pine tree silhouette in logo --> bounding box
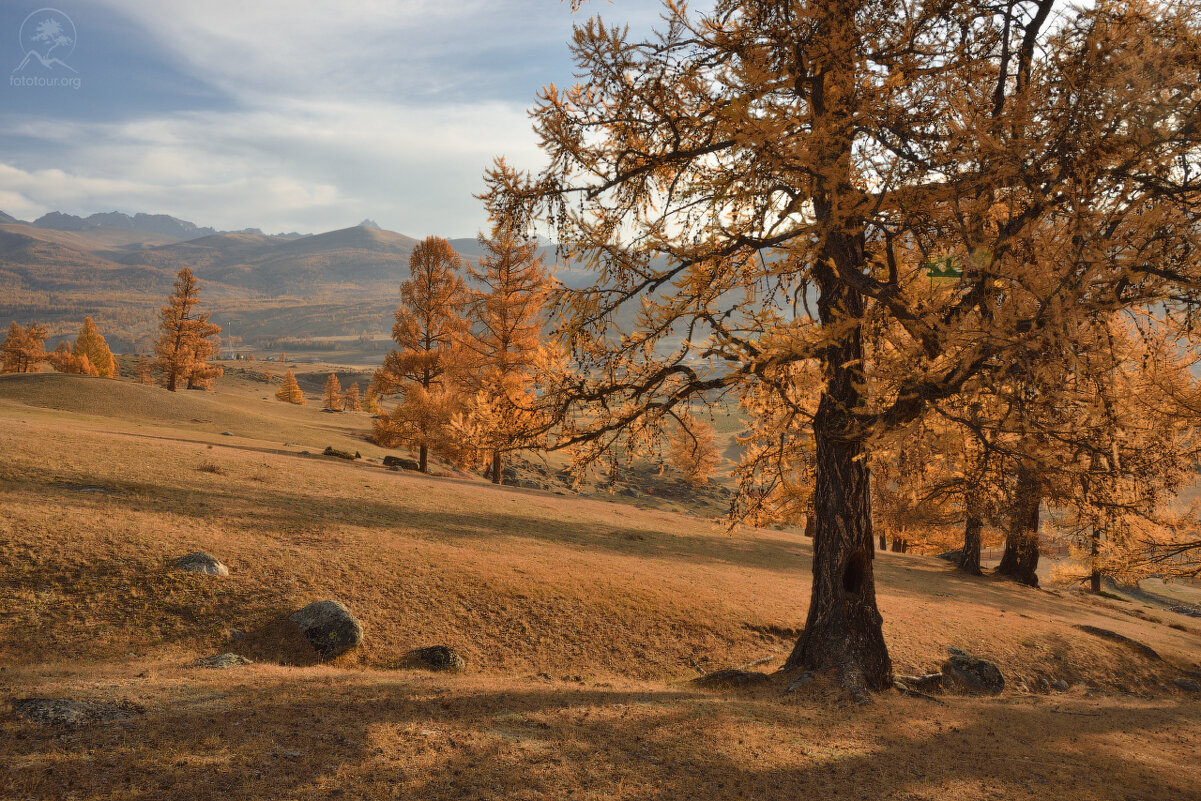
[13,10,78,74]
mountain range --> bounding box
[0,209,591,351]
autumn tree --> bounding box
[457,214,552,482]
[155,268,222,392]
[363,385,382,414]
[48,341,96,375]
[1,322,49,373]
[668,413,720,486]
[343,382,362,411]
[276,370,305,404]
[73,317,117,378]
[373,236,469,472]
[135,355,155,384]
[488,0,1201,693]
[323,373,344,411]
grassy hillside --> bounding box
[1,373,1199,800]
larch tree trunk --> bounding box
[491,449,502,485]
[784,250,891,695]
[997,466,1041,586]
[419,445,428,474]
[1089,527,1102,594]
[959,515,983,576]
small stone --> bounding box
[175,552,229,576]
[404,645,466,672]
[1051,679,1070,692]
[941,654,1005,695]
[785,671,817,693]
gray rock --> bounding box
[517,479,543,490]
[502,466,519,481]
[14,698,143,726]
[941,654,1005,695]
[1173,677,1201,693]
[288,600,363,659]
[618,487,638,497]
[191,653,253,669]
[1051,679,1070,692]
[383,455,420,471]
[175,552,229,576]
[404,645,466,672]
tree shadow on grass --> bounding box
[3,672,1199,801]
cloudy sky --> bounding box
[0,1,660,237]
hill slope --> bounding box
[1,373,1199,800]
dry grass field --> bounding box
[2,372,1200,800]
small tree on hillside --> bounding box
[276,370,305,404]
[185,320,223,390]
[135,355,155,384]
[373,236,469,472]
[363,384,382,415]
[668,413,720,487]
[458,214,552,482]
[343,382,362,411]
[323,373,344,411]
[1,322,49,373]
[73,317,117,378]
[155,269,222,392]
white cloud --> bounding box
[1,0,664,234]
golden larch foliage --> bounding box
[155,269,222,392]
[343,382,362,411]
[373,236,469,472]
[276,370,305,404]
[73,317,117,378]
[668,413,719,487]
[1,321,49,373]
[323,374,344,411]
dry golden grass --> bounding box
[1,372,1200,800]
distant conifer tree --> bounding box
[373,236,469,472]
[668,413,720,486]
[1,321,49,373]
[73,317,117,378]
[276,370,305,404]
[136,356,155,384]
[323,373,344,411]
[343,382,362,411]
[155,269,222,391]
[457,216,552,483]
[363,385,382,414]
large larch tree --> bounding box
[487,0,1201,694]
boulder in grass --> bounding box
[322,446,358,460]
[941,654,1005,695]
[288,600,363,660]
[175,552,229,576]
[383,455,421,471]
[692,669,772,689]
[191,653,254,669]
[403,645,466,672]
[15,698,143,727]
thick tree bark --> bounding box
[959,515,984,575]
[878,533,887,550]
[491,450,502,485]
[890,538,906,553]
[1089,527,1102,593]
[996,466,1041,586]
[785,252,891,695]
[419,445,428,474]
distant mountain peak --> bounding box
[0,210,21,225]
[358,219,380,229]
